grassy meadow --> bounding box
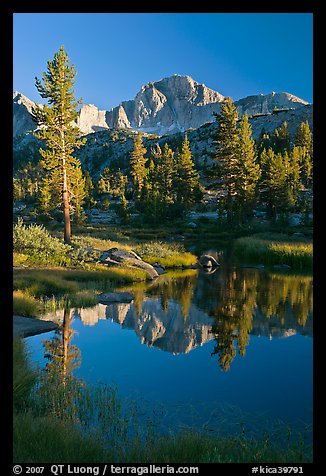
[233,233,313,271]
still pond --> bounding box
[25,264,313,440]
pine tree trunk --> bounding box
[62,161,71,244]
[63,190,71,244]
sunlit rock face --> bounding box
[13,75,311,137]
[13,91,38,136]
[234,91,308,117]
[106,75,225,135]
[75,104,108,134]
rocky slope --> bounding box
[13,91,38,136]
[76,104,108,134]
[234,91,309,117]
[13,74,310,137]
[13,103,313,179]
[105,74,225,135]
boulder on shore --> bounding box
[13,315,58,338]
[99,248,159,279]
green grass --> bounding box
[14,411,310,463]
[13,265,149,316]
[13,338,37,411]
[131,431,309,463]
[13,338,312,464]
[233,234,313,270]
[13,412,109,463]
[134,241,197,268]
[13,290,41,317]
[71,234,133,252]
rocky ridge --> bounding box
[13,91,38,137]
[13,103,313,180]
[13,74,310,137]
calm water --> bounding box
[26,265,313,438]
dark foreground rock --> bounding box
[97,291,134,303]
[13,315,58,338]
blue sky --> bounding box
[13,13,313,110]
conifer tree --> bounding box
[175,134,201,210]
[69,166,86,223]
[32,46,86,243]
[294,120,313,151]
[272,121,291,154]
[261,149,288,216]
[256,128,271,156]
[286,148,301,209]
[38,177,53,215]
[140,143,176,220]
[212,97,239,221]
[258,147,274,185]
[235,115,261,219]
[139,158,158,220]
[294,121,313,188]
[83,171,97,210]
[157,143,176,212]
[130,132,147,201]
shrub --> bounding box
[134,241,185,259]
[13,219,72,266]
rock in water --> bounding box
[97,292,134,303]
[152,262,167,275]
[199,254,220,268]
[273,264,291,270]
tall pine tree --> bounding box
[235,115,261,219]
[32,46,86,243]
[294,121,313,188]
[272,121,291,154]
[212,97,239,221]
[175,133,201,210]
[130,132,147,202]
[260,149,289,216]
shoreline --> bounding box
[13,315,58,338]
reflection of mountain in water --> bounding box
[42,267,313,365]
[109,299,215,354]
[73,299,215,355]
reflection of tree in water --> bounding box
[119,268,312,368]
[257,273,313,328]
[119,270,198,321]
[209,269,258,371]
[40,308,82,419]
[132,289,146,317]
[43,308,81,384]
[205,269,313,371]
[147,272,197,320]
